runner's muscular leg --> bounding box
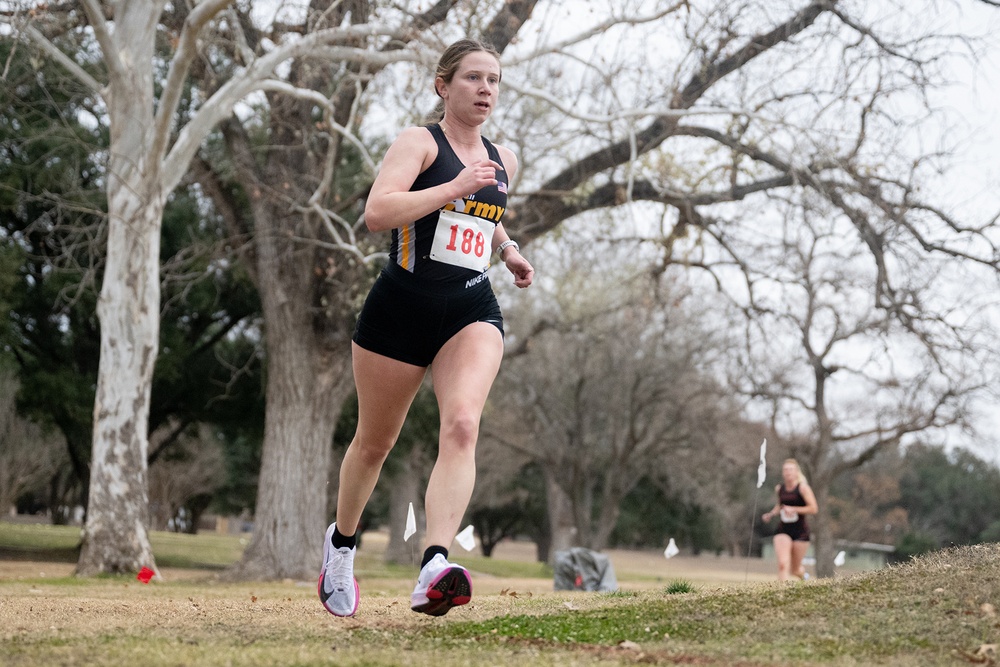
[773,533,793,581]
[336,342,426,535]
[424,322,504,548]
[791,540,810,579]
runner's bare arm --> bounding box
[365,127,502,232]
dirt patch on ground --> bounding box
[0,532,781,635]
[0,530,783,589]
[3,537,990,667]
[0,529,793,644]
[0,533,784,650]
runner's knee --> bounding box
[352,435,396,466]
[439,408,480,452]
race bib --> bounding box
[780,508,800,523]
[430,208,495,272]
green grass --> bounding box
[458,552,553,579]
[0,522,553,578]
[0,522,82,550]
[664,578,695,594]
[151,530,248,568]
[0,522,245,569]
[435,545,1000,664]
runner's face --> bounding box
[440,51,501,123]
[782,463,797,483]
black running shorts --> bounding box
[777,521,810,542]
[352,262,504,367]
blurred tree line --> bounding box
[4,351,999,559]
[2,41,997,556]
[0,36,264,530]
[3,1,999,579]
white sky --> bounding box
[928,3,1000,464]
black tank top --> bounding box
[389,124,509,283]
[778,483,808,530]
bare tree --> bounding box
[0,371,69,515]
[147,423,226,532]
[8,0,998,579]
[485,231,738,556]
[4,0,407,575]
[4,0,539,578]
[197,0,450,580]
[487,0,1000,573]
[827,460,910,548]
[729,200,993,576]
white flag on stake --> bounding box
[834,550,846,567]
[664,537,680,559]
[404,502,416,542]
[756,439,768,489]
[455,525,476,551]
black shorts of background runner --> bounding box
[777,521,810,542]
[352,262,504,367]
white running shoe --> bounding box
[317,523,359,617]
[410,553,472,616]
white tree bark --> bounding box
[76,0,165,575]
[14,0,404,577]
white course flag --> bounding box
[404,502,417,542]
[756,439,768,489]
[834,550,846,567]
[455,525,476,551]
[664,537,680,559]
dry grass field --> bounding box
[0,524,785,591]
[2,525,996,666]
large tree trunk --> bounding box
[78,157,163,577]
[812,483,835,578]
[218,0,369,580]
[77,3,163,576]
[233,338,350,579]
[544,468,577,563]
[208,0,536,580]
[384,446,427,566]
[228,197,355,580]
[590,471,627,551]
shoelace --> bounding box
[325,550,353,592]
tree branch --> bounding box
[152,0,233,165]
[79,0,123,84]
[162,29,411,192]
[511,1,837,240]
[503,1,686,65]
[16,22,103,93]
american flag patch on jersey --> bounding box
[497,181,507,193]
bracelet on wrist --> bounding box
[496,239,519,259]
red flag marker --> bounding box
[137,567,155,583]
